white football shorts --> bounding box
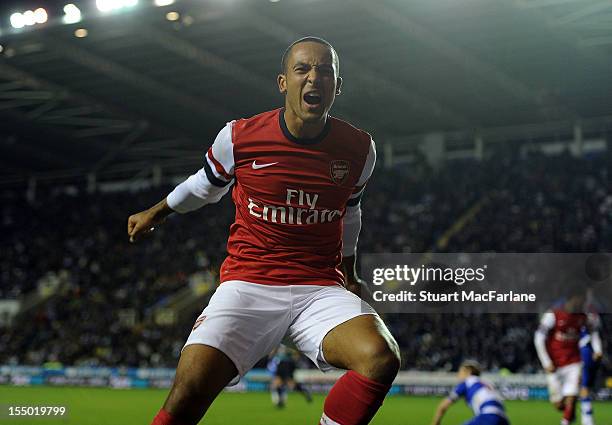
[184,280,377,384]
[546,362,581,402]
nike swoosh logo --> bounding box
[252,160,279,170]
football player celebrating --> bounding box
[534,293,601,425]
[128,37,400,425]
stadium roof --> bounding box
[1,0,612,185]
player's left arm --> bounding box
[341,137,376,298]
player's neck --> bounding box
[283,108,327,140]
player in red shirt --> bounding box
[128,37,400,425]
[534,293,601,425]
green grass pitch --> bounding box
[1,386,611,425]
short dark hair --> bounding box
[280,36,339,73]
[460,360,482,376]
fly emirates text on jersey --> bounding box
[247,188,343,225]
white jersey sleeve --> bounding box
[167,122,235,213]
[342,138,376,257]
[534,310,555,369]
[588,313,603,355]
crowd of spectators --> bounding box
[384,152,611,372]
[0,150,609,377]
[0,186,232,367]
[446,152,611,253]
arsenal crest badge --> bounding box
[330,160,350,185]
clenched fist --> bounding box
[127,199,173,243]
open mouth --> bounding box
[303,92,322,106]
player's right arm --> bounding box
[127,198,174,242]
[127,122,235,243]
[534,310,556,372]
[431,382,464,425]
[430,398,453,425]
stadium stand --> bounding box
[1,151,609,380]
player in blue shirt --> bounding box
[578,314,603,425]
[431,361,509,425]
[267,345,312,408]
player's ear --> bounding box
[335,76,343,96]
[278,73,287,94]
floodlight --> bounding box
[63,4,82,24]
[96,0,138,12]
[165,11,179,21]
[23,10,36,26]
[10,13,25,29]
[33,8,48,24]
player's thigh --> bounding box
[546,371,563,403]
[322,314,399,371]
[288,285,398,371]
[462,416,481,425]
[559,363,581,397]
[185,280,292,380]
[581,361,599,389]
[164,344,237,416]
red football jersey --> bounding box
[545,309,586,367]
[206,108,374,286]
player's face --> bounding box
[278,42,342,123]
[567,294,586,312]
[457,367,469,379]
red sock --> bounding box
[151,409,186,425]
[320,371,391,425]
[563,399,576,423]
